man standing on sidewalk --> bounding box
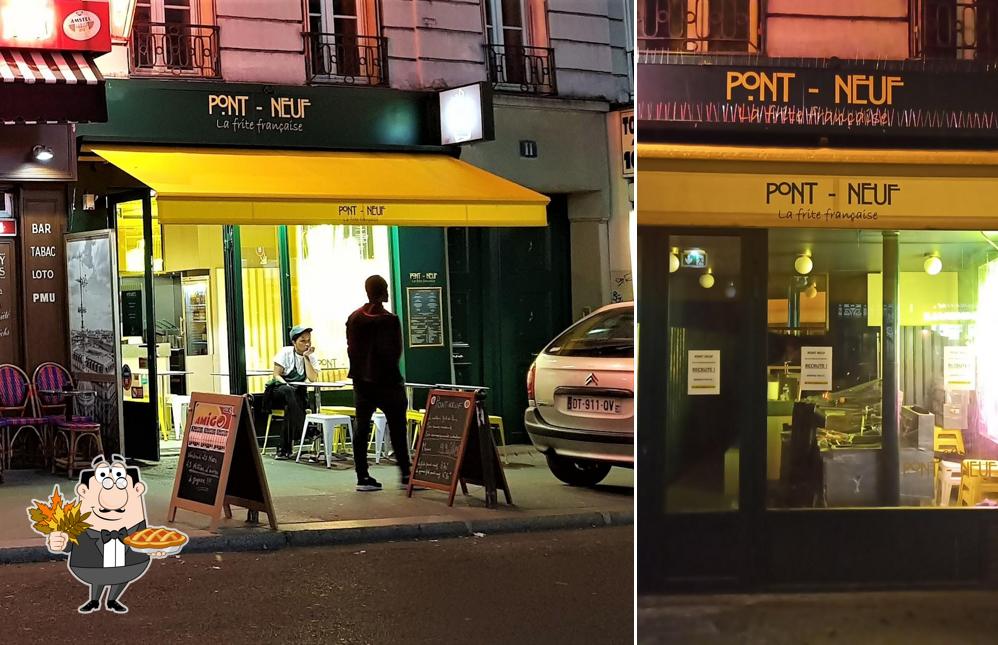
[346,275,412,491]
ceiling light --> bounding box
[699,269,715,289]
[669,248,680,273]
[31,145,54,162]
[924,254,943,276]
[794,253,813,275]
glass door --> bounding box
[638,227,767,590]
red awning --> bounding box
[0,49,106,124]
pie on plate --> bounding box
[124,527,188,554]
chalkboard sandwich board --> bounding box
[407,388,511,508]
[168,392,277,530]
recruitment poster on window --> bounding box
[944,346,976,391]
[801,346,833,391]
[687,350,720,395]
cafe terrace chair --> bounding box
[958,460,998,506]
[296,412,352,468]
[935,460,962,506]
[0,364,48,470]
[31,363,96,463]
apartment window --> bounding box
[484,0,556,94]
[305,0,387,85]
[637,0,760,54]
[131,0,220,77]
[915,0,998,61]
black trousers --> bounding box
[353,381,410,480]
[264,382,308,456]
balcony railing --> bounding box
[484,44,556,95]
[304,33,388,86]
[130,21,220,78]
[913,0,998,61]
[637,0,760,54]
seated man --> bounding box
[265,325,319,459]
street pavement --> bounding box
[0,448,632,561]
[639,590,998,644]
[0,526,633,644]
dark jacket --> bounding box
[65,520,150,569]
[346,304,404,385]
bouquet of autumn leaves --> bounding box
[27,486,91,545]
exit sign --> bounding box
[0,219,16,236]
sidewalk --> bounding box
[639,591,998,645]
[0,447,632,563]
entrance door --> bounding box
[638,227,767,591]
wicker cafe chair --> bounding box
[0,364,47,470]
[31,362,95,467]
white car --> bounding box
[525,302,634,486]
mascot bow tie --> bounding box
[100,528,129,544]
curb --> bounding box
[0,509,633,565]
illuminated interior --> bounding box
[664,229,998,512]
[115,211,394,443]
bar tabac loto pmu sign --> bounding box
[0,0,111,54]
[637,57,998,139]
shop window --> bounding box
[130,0,220,78]
[239,226,284,393]
[484,0,556,95]
[305,0,387,85]
[768,229,998,509]
[915,0,998,61]
[115,199,163,276]
[637,0,760,54]
[289,224,392,380]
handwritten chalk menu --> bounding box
[0,241,17,363]
[169,393,277,530]
[408,389,512,507]
[406,286,444,347]
[410,390,474,491]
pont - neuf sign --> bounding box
[0,0,111,54]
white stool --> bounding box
[296,413,352,468]
[937,459,962,506]
[170,395,191,440]
[372,412,389,463]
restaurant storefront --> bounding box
[71,78,549,463]
[638,57,998,591]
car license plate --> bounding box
[566,396,622,415]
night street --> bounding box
[0,527,632,644]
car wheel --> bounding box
[545,454,612,486]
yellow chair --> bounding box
[488,415,508,464]
[934,427,965,455]
[260,409,284,455]
[406,409,426,450]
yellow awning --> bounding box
[90,146,549,227]
[639,143,998,230]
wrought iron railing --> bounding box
[912,0,998,61]
[130,21,220,78]
[484,43,557,95]
[637,0,760,54]
[304,32,388,86]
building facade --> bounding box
[639,0,998,591]
[71,0,631,458]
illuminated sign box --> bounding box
[0,0,111,53]
[439,82,494,146]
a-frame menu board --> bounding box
[168,393,277,530]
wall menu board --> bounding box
[121,290,143,338]
[0,240,18,364]
[408,388,512,507]
[406,286,444,348]
[169,393,277,530]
